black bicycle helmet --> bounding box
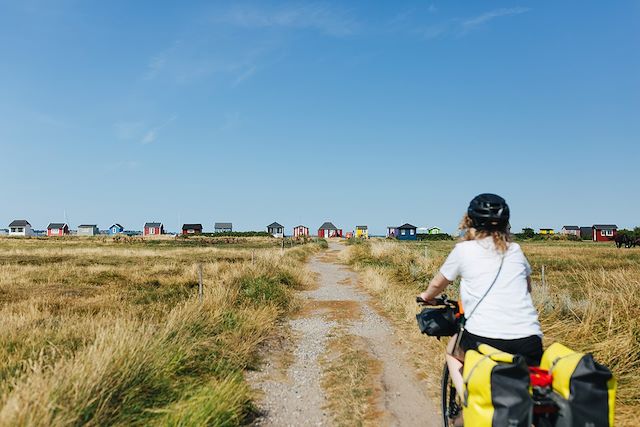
[467,193,510,230]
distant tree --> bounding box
[521,227,535,239]
[618,229,634,239]
[634,227,640,238]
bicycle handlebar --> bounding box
[416,294,456,306]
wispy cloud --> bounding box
[215,3,359,37]
[417,7,531,40]
[142,37,280,88]
[141,115,176,145]
[460,7,530,34]
[140,130,157,145]
[141,3,352,88]
[114,121,144,140]
[387,4,438,35]
[232,65,257,87]
[144,40,181,80]
[418,23,450,40]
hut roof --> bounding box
[319,222,337,230]
[398,223,417,229]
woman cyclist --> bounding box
[418,193,542,400]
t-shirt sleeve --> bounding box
[439,244,462,281]
[514,244,532,276]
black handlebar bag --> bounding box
[416,306,459,337]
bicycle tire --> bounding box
[441,362,461,426]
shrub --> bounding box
[199,231,272,237]
[522,228,535,239]
[417,233,453,241]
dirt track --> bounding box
[249,243,438,426]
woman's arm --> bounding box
[419,272,452,302]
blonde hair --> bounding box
[459,214,510,253]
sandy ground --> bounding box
[248,243,438,426]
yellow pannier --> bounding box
[541,343,616,427]
[463,344,533,427]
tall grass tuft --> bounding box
[0,237,323,426]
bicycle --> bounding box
[416,296,559,427]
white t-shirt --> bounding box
[439,238,542,340]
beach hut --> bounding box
[144,222,164,236]
[267,222,284,238]
[355,225,368,239]
[318,222,343,238]
[293,225,309,238]
[592,224,617,242]
[47,223,69,236]
[396,223,417,241]
[182,224,203,235]
[561,226,580,237]
[109,224,124,235]
[579,226,592,240]
[214,222,233,233]
[8,220,34,237]
[77,225,99,236]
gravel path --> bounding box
[248,243,438,426]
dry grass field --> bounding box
[0,236,325,426]
[342,238,640,426]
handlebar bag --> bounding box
[462,344,533,427]
[415,306,458,337]
[540,342,616,427]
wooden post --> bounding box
[251,250,255,264]
[198,264,203,305]
[281,238,285,255]
[541,265,546,287]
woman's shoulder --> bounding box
[454,237,493,249]
[506,242,529,261]
[507,242,524,253]
[452,240,476,251]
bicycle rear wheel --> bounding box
[441,363,462,426]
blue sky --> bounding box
[1,1,638,234]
